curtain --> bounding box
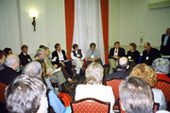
[101,0,108,64]
[73,0,105,64]
[65,0,75,58]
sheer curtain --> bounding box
[73,0,105,64]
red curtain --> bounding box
[101,0,109,64]
[65,0,74,59]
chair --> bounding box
[155,79,170,110]
[105,78,123,101]
[71,98,110,113]
[0,82,6,103]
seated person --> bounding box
[5,75,48,113]
[109,41,125,73]
[23,61,71,113]
[35,48,75,91]
[127,42,140,64]
[119,76,154,113]
[52,43,73,75]
[130,63,166,110]
[141,42,161,65]
[75,62,115,113]
[0,50,5,71]
[86,42,102,65]
[152,58,170,77]
[0,54,20,85]
[104,57,129,81]
[18,44,32,67]
[3,47,12,56]
[71,44,85,76]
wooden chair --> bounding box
[71,98,110,113]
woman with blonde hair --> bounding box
[75,62,115,113]
[130,63,166,110]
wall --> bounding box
[0,0,21,54]
[19,0,66,56]
[109,0,170,52]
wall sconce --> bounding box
[29,9,38,32]
[32,17,36,31]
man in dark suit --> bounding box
[51,43,73,75]
[18,44,32,67]
[104,57,129,81]
[141,42,161,65]
[160,28,170,55]
[109,41,125,73]
[0,54,20,85]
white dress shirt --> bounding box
[57,51,64,61]
[114,48,119,56]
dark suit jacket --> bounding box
[51,50,67,65]
[141,48,161,65]
[127,50,140,64]
[160,34,170,55]
[104,70,128,81]
[0,66,18,85]
[18,52,32,66]
[109,47,125,59]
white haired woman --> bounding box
[75,62,115,113]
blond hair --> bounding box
[130,63,157,87]
[85,62,104,84]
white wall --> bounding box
[109,0,170,49]
[19,0,66,56]
[0,0,21,54]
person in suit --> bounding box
[160,28,170,55]
[71,44,85,75]
[18,44,32,67]
[104,57,129,81]
[109,41,125,73]
[86,42,102,66]
[0,54,20,85]
[141,42,161,65]
[127,42,140,64]
[52,43,73,75]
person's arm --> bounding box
[48,90,65,113]
[109,48,113,59]
[62,50,68,60]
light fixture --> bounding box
[29,9,38,32]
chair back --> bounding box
[105,79,123,101]
[71,98,110,113]
[0,82,6,103]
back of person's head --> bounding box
[85,62,104,84]
[5,54,20,70]
[117,57,129,70]
[130,63,157,87]
[5,75,48,113]
[35,48,46,59]
[119,76,154,113]
[152,58,170,75]
[4,48,12,56]
[24,61,42,77]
